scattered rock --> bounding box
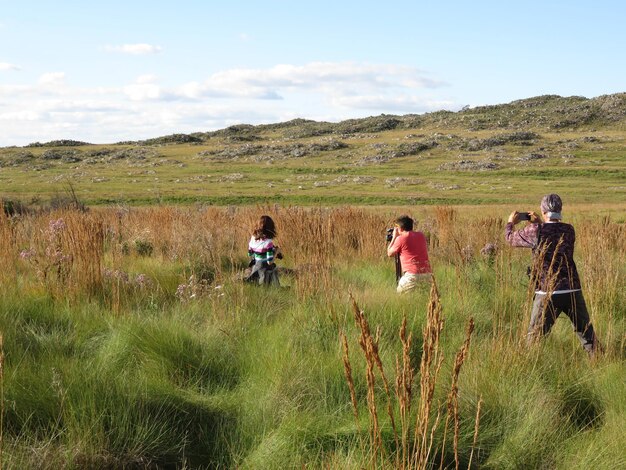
[224,134,261,143]
[438,160,500,171]
[355,155,390,165]
[429,182,462,190]
[385,177,423,187]
[516,153,547,162]
[139,134,204,146]
[41,149,83,161]
[78,147,161,164]
[198,139,348,161]
[26,139,91,147]
[352,176,375,184]
[391,140,438,157]
[336,115,402,134]
[218,173,244,182]
[0,150,35,167]
[455,132,540,151]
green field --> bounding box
[1,94,625,208]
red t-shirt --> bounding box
[389,231,431,274]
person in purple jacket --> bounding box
[505,194,598,356]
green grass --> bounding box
[1,121,625,206]
[1,240,624,468]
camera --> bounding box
[518,212,531,221]
[386,227,394,242]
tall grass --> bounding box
[0,205,624,468]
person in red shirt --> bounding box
[387,215,432,293]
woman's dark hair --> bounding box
[395,215,414,231]
[253,215,276,239]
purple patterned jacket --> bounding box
[505,222,581,292]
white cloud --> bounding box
[123,83,162,101]
[122,75,169,101]
[104,43,163,55]
[39,72,66,85]
[171,62,445,102]
[0,61,457,146]
[330,94,456,113]
[0,110,41,121]
[0,62,21,71]
[206,62,445,90]
[175,79,282,100]
[136,74,158,84]
[43,99,126,113]
[239,33,250,42]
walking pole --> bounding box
[395,253,402,283]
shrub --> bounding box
[2,198,30,216]
[134,239,154,257]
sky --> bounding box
[1,0,625,146]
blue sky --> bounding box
[1,0,624,145]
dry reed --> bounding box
[343,279,475,470]
[0,212,17,288]
[349,294,394,465]
[578,216,626,356]
[412,280,445,470]
[62,212,105,298]
[396,315,413,468]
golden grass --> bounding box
[2,204,624,314]
[344,281,478,470]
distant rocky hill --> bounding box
[152,93,626,145]
[444,93,626,131]
[7,93,626,148]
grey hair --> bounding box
[540,194,563,219]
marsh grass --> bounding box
[0,205,624,468]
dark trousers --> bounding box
[246,261,280,286]
[528,290,596,353]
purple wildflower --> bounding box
[135,273,151,287]
[175,284,187,298]
[480,243,498,257]
[48,218,66,233]
[20,249,36,260]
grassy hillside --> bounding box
[1,93,625,207]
